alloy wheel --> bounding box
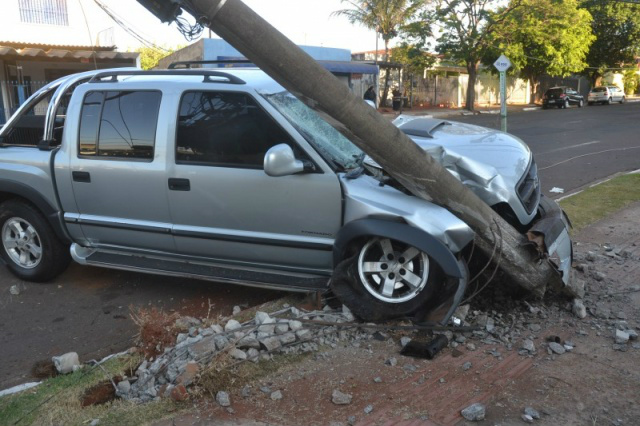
[357,238,430,304]
[2,217,43,269]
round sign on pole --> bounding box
[494,54,512,72]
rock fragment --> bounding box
[461,403,486,421]
[230,349,247,361]
[224,319,241,332]
[331,389,353,405]
[522,414,534,423]
[364,404,373,414]
[270,390,283,401]
[385,357,397,367]
[52,352,80,374]
[524,407,541,419]
[615,330,630,344]
[9,285,20,295]
[572,299,587,319]
[548,342,566,355]
[216,391,231,407]
[462,361,472,371]
[522,339,536,353]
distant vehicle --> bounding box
[588,86,625,105]
[542,86,584,109]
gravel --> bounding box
[461,403,486,421]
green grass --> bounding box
[0,355,182,426]
[559,173,640,233]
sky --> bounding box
[96,0,382,53]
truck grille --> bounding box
[517,160,541,214]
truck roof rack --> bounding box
[88,69,246,85]
[168,59,255,69]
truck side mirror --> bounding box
[264,144,306,177]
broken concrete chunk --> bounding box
[255,311,271,325]
[462,361,472,371]
[615,330,630,344]
[331,389,353,405]
[548,342,566,354]
[295,329,312,341]
[225,319,241,332]
[278,332,297,345]
[572,299,587,319]
[400,337,412,347]
[270,390,283,401]
[524,407,541,419]
[214,335,230,351]
[247,348,260,362]
[237,335,260,349]
[232,305,241,316]
[117,380,131,395]
[522,339,536,353]
[210,324,224,334]
[289,320,303,331]
[275,323,290,334]
[52,352,80,374]
[342,305,355,321]
[385,357,398,367]
[364,404,374,414]
[260,337,281,352]
[230,349,247,361]
[522,414,534,423]
[216,391,231,407]
[461,403,486,421]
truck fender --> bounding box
[333,218,463,279]
[0,179,69,243]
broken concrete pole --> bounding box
[52,352,80,374]
[187,0,568,298]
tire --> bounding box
[329,237,443,322]
[0,200,70,282]
[620,97,625,104]
[588,102,593,106]
[607,97,612,105]
[563,99,569,109]
[578,99,584,108]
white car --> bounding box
[588,86,625,105]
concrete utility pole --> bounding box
[187,0,570,297]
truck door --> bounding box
[166,90,342,274]
[64,89,175,252]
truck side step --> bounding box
[75,247,330,292]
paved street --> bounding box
[448,102,640,197]
[1,101,638,391]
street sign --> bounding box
[494,54,512,72]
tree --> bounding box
[333,0,422,106]
[134,46,180,70]
[490,0,595,102]
[580,0,640,84]
[431,0,523,111]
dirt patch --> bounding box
[81,377,121,407]
[152,203,640,426]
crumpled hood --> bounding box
[366,115,536,225]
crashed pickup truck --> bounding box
[0,66,571,324]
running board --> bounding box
[71,246,329,292]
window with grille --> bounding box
[19,0,69,26]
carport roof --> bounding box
[0,43,138,61]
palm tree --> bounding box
[333,0,421,106]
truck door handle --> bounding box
[72,171,91,183]
[168,178,190,191]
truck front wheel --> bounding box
[330,237,442,322]
[0,200,70,282]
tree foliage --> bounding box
[489,0,594,100]
[135,46,180,70]
[333,0,422,105]
[580,0,640,83]
[430,0,524,110]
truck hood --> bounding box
[364,115,536,225]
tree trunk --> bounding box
[189,0,567,298]
[529,77,538,104]
[381,40,391,108]
[466,61,478,111]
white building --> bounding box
[0,0,140,123]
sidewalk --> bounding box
[152,202,640,426]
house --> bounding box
[0,0,139,123]
[157,39,380,101]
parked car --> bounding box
[588,86,625,105]
[542,86,584,109]
[0,67,572,324]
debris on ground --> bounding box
[461,402,486,421]
[9,285,20,295]
[549,187,564,194]
[52,352,80,374]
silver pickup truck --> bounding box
[0,67,572,323]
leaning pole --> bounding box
[180,0,568,297]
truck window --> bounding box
[78,90,161,160]
[1,90,53,146]
[176,91,294,168]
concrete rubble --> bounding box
[461,402,486,421]
[52,352,81,374]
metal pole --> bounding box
[500,71,507,132]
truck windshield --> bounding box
[261,91,363,170]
